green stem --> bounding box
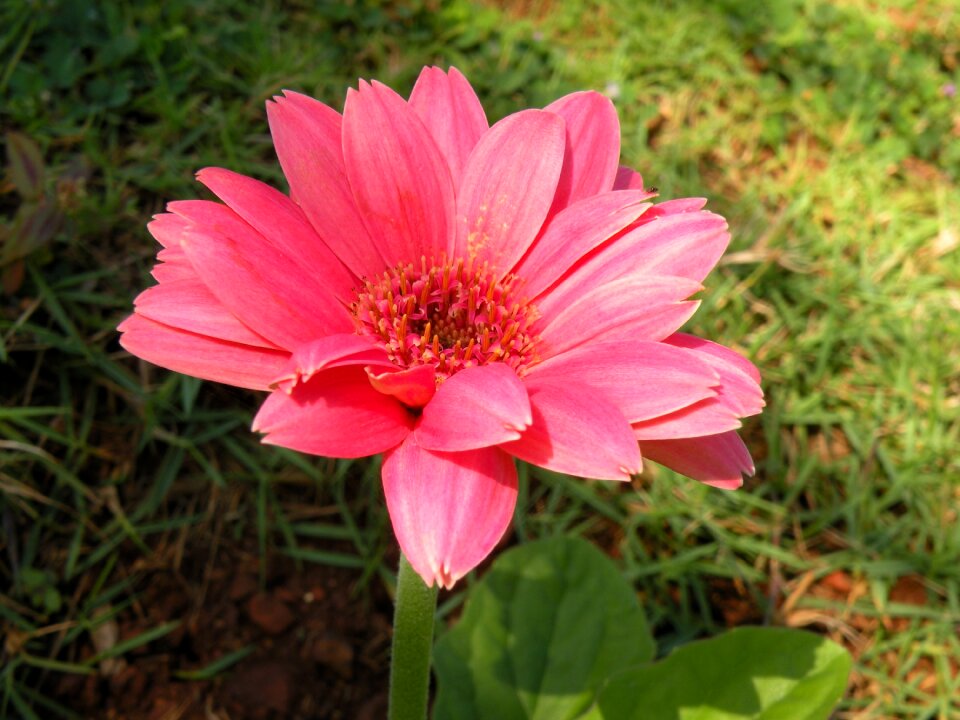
[388,554,439,720]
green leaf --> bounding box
[433,537,654,720]
[583,627,851,720]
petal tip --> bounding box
[707,476,744,490]
[194,166,225,183]
[435,562,457,590]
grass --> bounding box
[1,0,958,717]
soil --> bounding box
[34,507,951,719]
[50,544,395,720]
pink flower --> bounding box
[119,67,764,589]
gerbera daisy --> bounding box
[119,67,763,588]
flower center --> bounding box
[352,256,539,379]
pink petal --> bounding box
[150,262,193,284]
[632,397,742,440]
[273,88,342,117]
[382,434,517,588]
[408,66,488,190]
[524,341,720,423]
[267,92,383,278]
[133,278,278,349]
[367,364,437,408]
[666,332,761,382]
[639,431,754,489]
[252,366,412,458]
[546,210,728,308]
[150,245,196,284]
[628,209,730,281]
[196,167,357,299]
[272,334,393,392]
[156,246,185,263]
[147,219,200,281]
[342,81,456,266]
[545,91,621,216]
[536,274,703,357]
[500,378,640,481]
[456,110,565,269]
[652,197,709,214]
[147,213,190,249]
[171,202,352,348]
[613,165,645,191]
[416,364,532,452]
[512,190,654,299]
[665,333,764,416]
[118,314,289,390]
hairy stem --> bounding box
[388,554,439,720]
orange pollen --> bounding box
[351,255,540,379]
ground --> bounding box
[51,544,394,720]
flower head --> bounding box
[119,67,764,588]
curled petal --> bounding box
[501,379,640,481]
[632,397,742,440]
[272,334,393,392]
[382,434,518,589]
[367,364,437,408]
[408,66,488,189]
[632,336,764,438]
[666,332,761,382]
[416,364,532,452]
[252,367,412,458]
[639,431,754,489]
[665,333,764,416]
[118,314,289,391]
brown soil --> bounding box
[50,546,394,720]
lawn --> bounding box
[1,0,958,718]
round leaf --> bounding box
[584,626,851,720]
[433,536,654,720]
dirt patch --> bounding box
[51,546,393,720]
